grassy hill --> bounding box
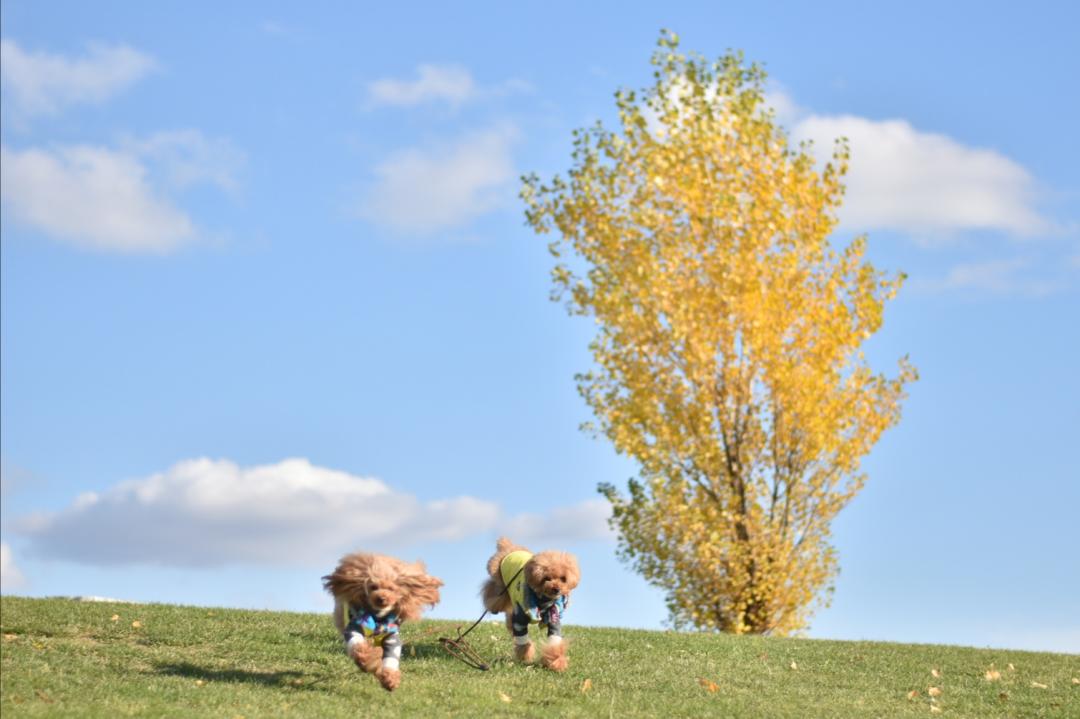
[1,596,1076,717]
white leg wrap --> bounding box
[346,634,366,654]
[546,635,563,645]
[382,656,400,670]
[514,635,532,646]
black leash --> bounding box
[437,564,527,671]
[438,617,493,670]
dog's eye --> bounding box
[560,576,566,582]
[370,584,379,590]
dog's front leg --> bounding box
[507,608,534,662]
[375,634,403,691]
[540,636,569,672]
[346,635,383,673]
[539,604,568,672]
[336,597,383,673]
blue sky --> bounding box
[2,1,1077,654]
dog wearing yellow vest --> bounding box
[481,536,580,672]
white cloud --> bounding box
[1,144,194,252]
[658,86,1050,238]
[0,38,155,116]
[1,132,242,253]
[942,257,1031,292]
[919,256,1065,297]
[1,542,27,590]
[368,64,476,108]
[764,86,803,128]
[358,125,518,234]
[793,114,1049,238]
[121,130,245,194]
[502,498,615,545]
[14,457,616,569]
[17,458,502,567]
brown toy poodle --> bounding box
[322,552,443,691]
[481,536,580,672]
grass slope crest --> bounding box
[1,597,1077,717]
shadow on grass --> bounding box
[154,662,334,691]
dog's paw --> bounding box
[350,642,383,673]
[513,641,535,663]
[376,667,401,691]
[541,639,569,672]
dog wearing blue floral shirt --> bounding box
[323,552,443,691]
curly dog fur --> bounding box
[323,552,442,691]
[481,536,580,672]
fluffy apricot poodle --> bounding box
[481,536,580,672]
[322,552,443,691]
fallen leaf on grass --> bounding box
[110,615,119,622]
[907,690,920,700]
[928,687,942,697]
[131,621,142,629]
[1007,663,1015,671]
[789,660,798,670]
[581,678,592,693]
[931,668,941,678]
[998,692,1009,701]
[195,680,205,687]
[1072,677,1079,685]
[498,692,512,703]
[698,678,719,693]
[930,704,941,714]
[2,633,18,641]
[35,689,54,703]
[985,667,1001,681]
[1031,681,1048,689]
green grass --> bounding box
[1,596,1076,717]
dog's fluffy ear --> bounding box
[524,555,548,591]
[395,561,444,621]
[322,552,375,600]
[564,554,581,592]
[563,554,581,604]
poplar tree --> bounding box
[523,32,916,634]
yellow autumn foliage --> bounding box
[522,32,916,635]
